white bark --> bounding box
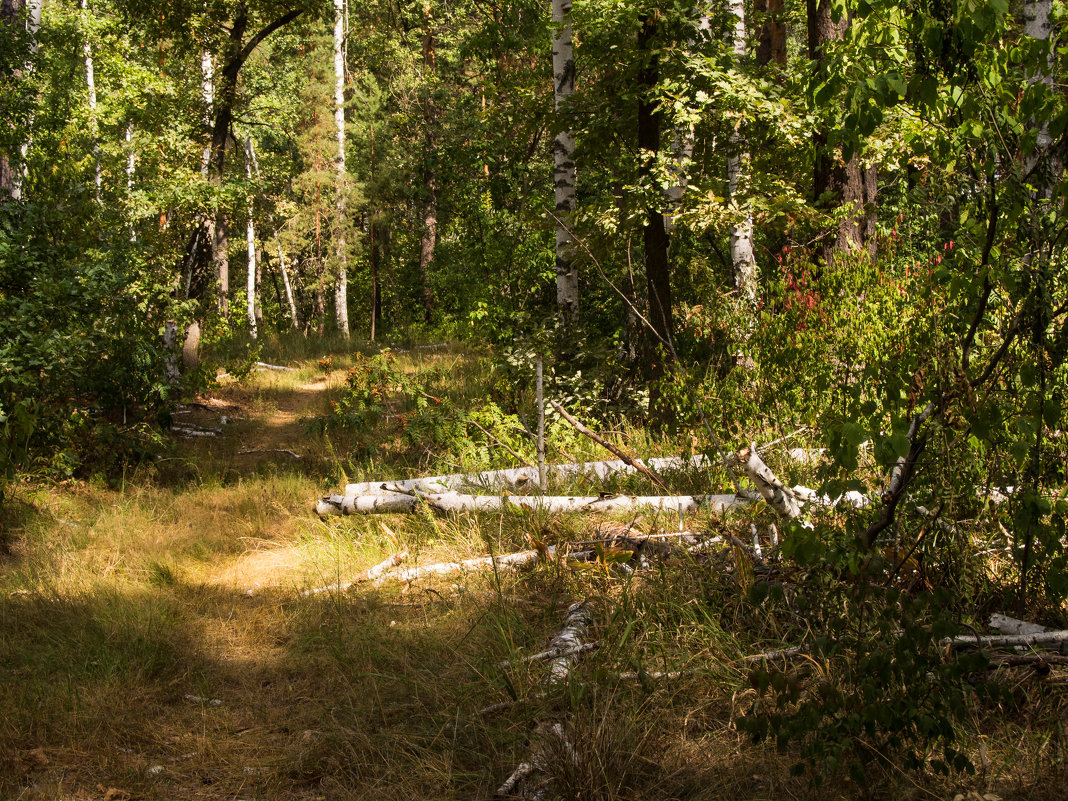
[243,135,258,339]
[302,550,408,596]
[316,489,745,517]
[552,0,578,325]
[200,51,214,176]
[333,0,349,338]
[726,0,757,309]
[8,0,43,201]
[277,238,299,329]
[342,454,713,497]
[546,601,593,683]
[1024,0,1055,187]
[989,614,1048,635]
[374,547,587,584]
[738,444,802,518]
[125,123,136,240]
[80,0,101,199]
[946,630,1068,649]
[663,13,710,234]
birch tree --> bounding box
[0,0,42,202]
[80,0,101,200]
[243,134,258,339]
[551,0,578,326]
[725,0,757,309]
[333,0,349,338]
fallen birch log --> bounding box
[497,642,599,671]
[737,444,801,519]
[547,601,594,683]
[301,551,408,596]
[315,490,747,518]
[945,630,1068,649]
[255,361,295,371]
[373,547,593,584]
[989,614,1049,635]
[341,455,713,497]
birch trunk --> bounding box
[664,13,709,236]
[243,135,257,339]
[277,238,299,329]
[125,123,136,240]
[316,489,746,518]
[80,0,101,200]
[333,0,349,338]
[552,0,579,326]
[0,0,42,201]
[638,12,674,384]
[1024,0,1054,190]
[341,454,713,497]
[726,0,757,309]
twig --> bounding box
[466,418,529,465]
[549,401,668,491]
[727,532,768,569]
[238,448,302,459]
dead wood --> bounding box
[737,444,801,519]
[549,401,668,490]
[315,489,747,518]
[301,551,409,596]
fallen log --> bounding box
[497,642,599,671]
[737,444,801,519]
[989,614,1049,635]
[374,547,593,584]
[547,601,594,683]
[301,551,408,596]
[255,361,295,371]
[315,490,748,518]
[341,455,713,497]
[945,630,1068,649]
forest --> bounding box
[1,0,1067,798]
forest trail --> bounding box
[2,351,1065,801]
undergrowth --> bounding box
[0,343,1065,800]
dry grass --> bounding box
[1,345,1066,800]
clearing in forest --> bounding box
[1,346,1065,801]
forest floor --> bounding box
[1,343,1065,801]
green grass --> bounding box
[0,341,1065,800]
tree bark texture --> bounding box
[316,489,746,518]
[0,0,42,201]
[81,0,101,199]
[726,0,758,309]
[333,0,349,337]
[243,135,257,339]
[807,0,877,260]
[755,0,786,65]
[340,454,714,497]
[552,0,579,326]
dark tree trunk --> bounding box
[418,12,437,324]
[807,0,877,261]
[638,12,674,380]
[183,1,303,314]
[755,0,786,66]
